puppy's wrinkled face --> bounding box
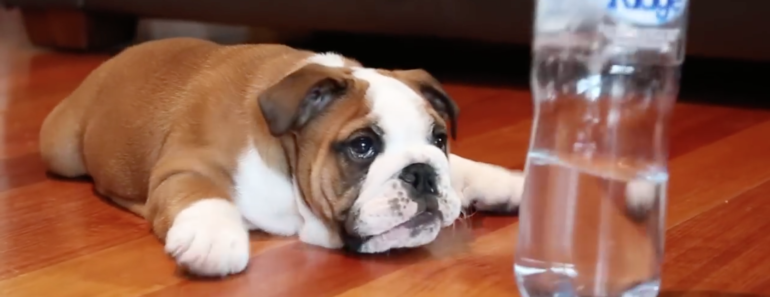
[338,68,461,253]
[259,60,461,253]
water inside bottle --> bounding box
[514,150,668,297]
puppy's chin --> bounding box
[343,210,443,254]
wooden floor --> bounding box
[2,9,770,297]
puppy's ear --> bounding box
[259,64,351,136]
[393,69,459,140]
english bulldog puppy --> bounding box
[39,38,526,277]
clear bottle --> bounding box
[514,1,690,297]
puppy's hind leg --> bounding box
[39,98,87,178]
[449,154,526,214]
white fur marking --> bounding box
[165,199,249,277]
[232,142,342,249]
[306,52,347,68]
[353,68,433,151]
[232,144,301,236]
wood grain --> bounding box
[1,9,769,297]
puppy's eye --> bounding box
[433,132,447,150]
[348,136,377,159]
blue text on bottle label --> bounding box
[607,0,688,26]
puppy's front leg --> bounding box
[449,154,526,214]
[146,164,249,277]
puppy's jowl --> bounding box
[39,38,526,277]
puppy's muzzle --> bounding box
[342,162,445,253]
[399,162,440,212]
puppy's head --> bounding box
[258,61,460,254]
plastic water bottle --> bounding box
[514,1,689,297]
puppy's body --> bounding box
[40,38,527,277]
[41,38,313,234]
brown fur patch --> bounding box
[289,77,373,233]
[39,38,321,238]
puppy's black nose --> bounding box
[399,163,439,197]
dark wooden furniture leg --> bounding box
[19,8,137,51]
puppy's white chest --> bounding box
[231,145,302,236]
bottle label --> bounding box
[607,0,688,26]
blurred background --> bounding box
[2,0,768,106]
[1,0,769,60]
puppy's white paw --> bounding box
[164,198,250,277]
[465,166,526,213]
[451,155,525,213]
[624,178,659,221]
